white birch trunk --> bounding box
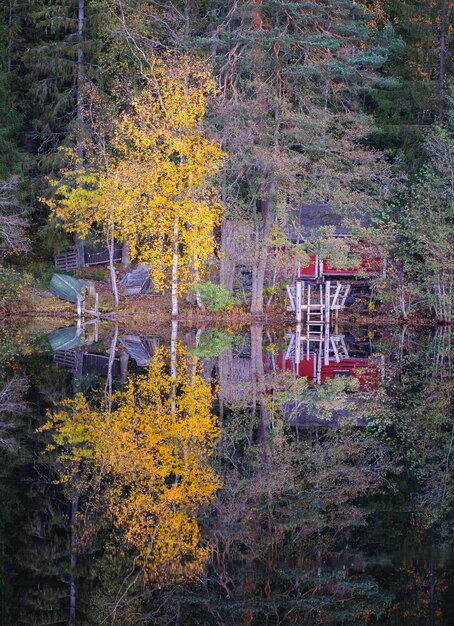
[108,230,119,307]
[171,218,179,317]
[170,318,178,413]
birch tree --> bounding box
[42,345,221,584]
[112,54,224,316]
[46,54,223,313]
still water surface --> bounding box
[1,322,453,625]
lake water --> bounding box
[1,321,453,625]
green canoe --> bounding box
[48,326,83,352]
[49,273,85,303]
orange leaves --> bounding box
[43,345,221,583]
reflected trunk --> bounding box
[69,495,79,626]
[105,325,119,412]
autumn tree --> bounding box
[46,54,223,312]
[41,345,221,586]
[111,55,224,316]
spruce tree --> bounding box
[368,0,453,164]
[0,1,23,177]
[10,0,104,162]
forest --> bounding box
[0,0,452,322]
[1,3,454,625]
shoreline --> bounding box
[0,289,447,330]
[1,307,444,330]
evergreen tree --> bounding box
[206,0,398,313]
[0,1,23,177]
[368,0,453,163]
[9,0,105,162]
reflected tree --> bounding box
[41,344,221,622]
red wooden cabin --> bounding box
[278,350,382,392]
[297,246,382,280]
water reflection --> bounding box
[42,344,220,591]
[0,322,453,624]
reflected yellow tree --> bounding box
[41,346,221,584]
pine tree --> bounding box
[368,0,453,163]
[0,0,23,177]
[206,0,397,313]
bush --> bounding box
[0,265,32,312]
[191,329,234,358]
[191,281,233,312]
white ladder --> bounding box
[330,335,349,363]
[306,283,326,337]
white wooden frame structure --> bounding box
[286,280,351,324]
[284,323,352,384]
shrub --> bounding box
[191,281,233,312]
[191,329,234,358]
[0,265,32,312]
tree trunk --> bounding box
[251,238,268,315]
[121,240,131,268]
[219,220,236,292]
[428,555,436,626]
[193,264,203,308]
[74,0,85,265]
[69,495,79,626]
[7,0,12,73]
[108,231,119,307]
[76,0,84,128]
[170,318,178,412]
[250,195,274,315]
[251,323,271,473]
[249,0,273,316]
[104,325,118,412]
[120,349,129,385]
[171,218,179,317]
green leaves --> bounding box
[191,282,234,311]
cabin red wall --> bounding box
[320,359,380,391]
[278,352,316,379]
[296,243,382,279]
[298,256,318,279]
[277,352,381,391]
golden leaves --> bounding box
[47,53,223,297]
[43,346,221,583]
[111,54,224,292]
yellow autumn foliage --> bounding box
[46,53,224,295]
[41,346,221,583]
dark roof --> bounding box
[286,204,369,242]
